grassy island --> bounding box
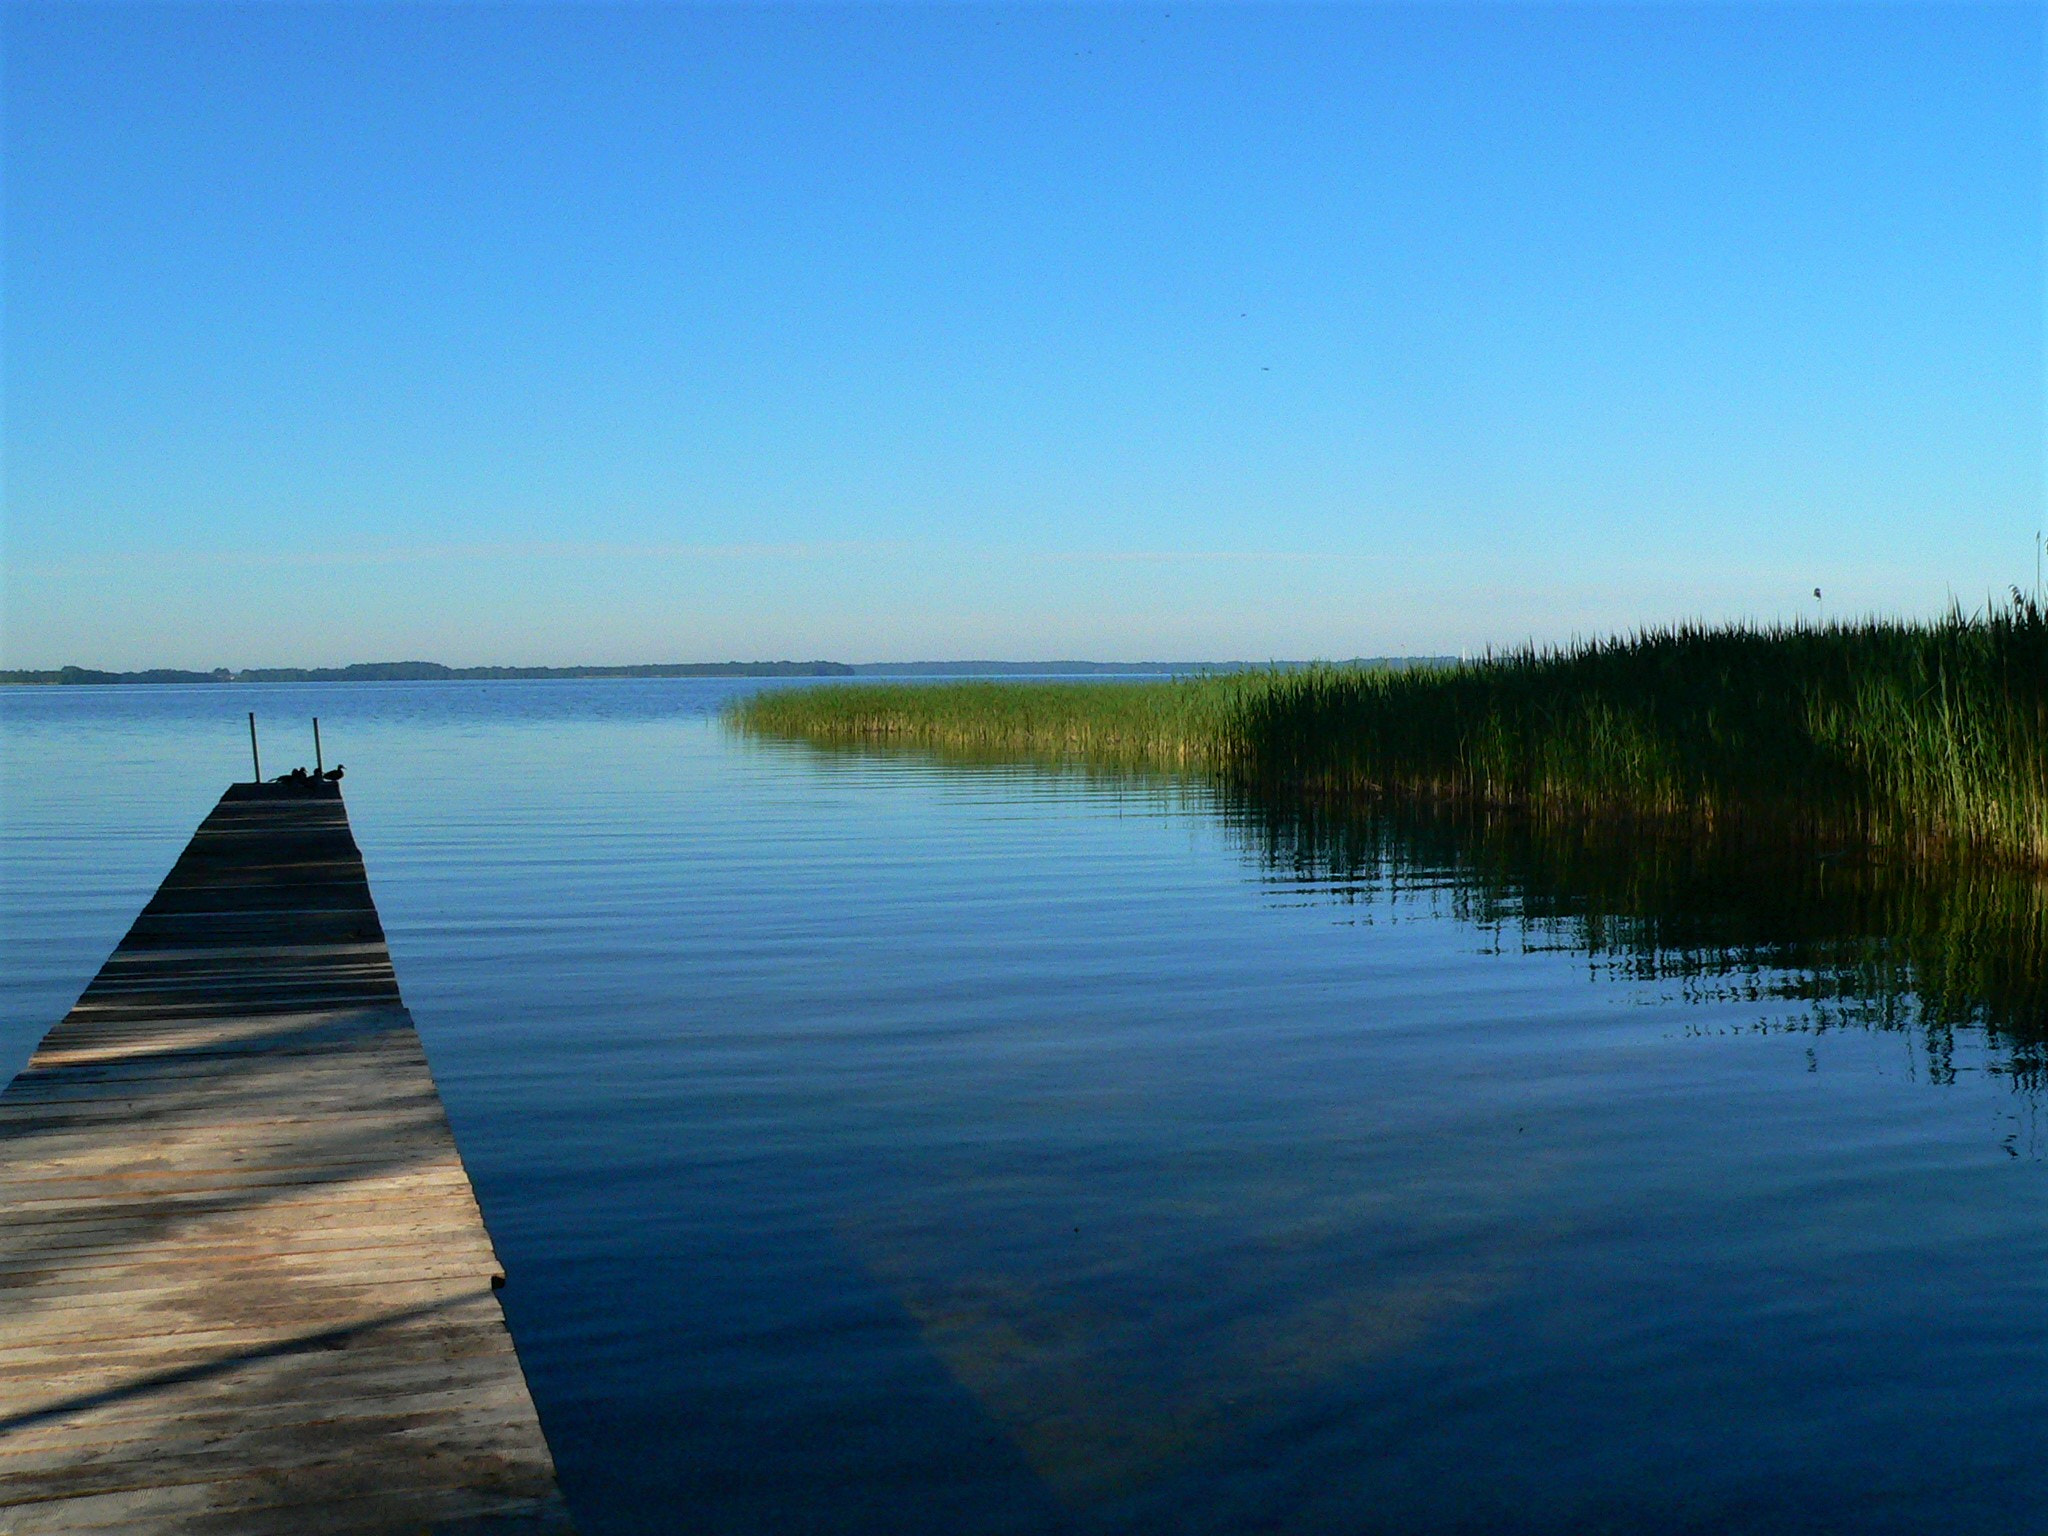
[732,602,2048,866]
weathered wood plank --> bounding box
[0,781,572,1534]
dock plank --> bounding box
[0,782,573,1534]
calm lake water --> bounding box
[3,680,2044,1534]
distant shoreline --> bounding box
[1,658,1450,687]
[0,662,855,686]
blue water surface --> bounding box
[2,681,2042,1534]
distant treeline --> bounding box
[0,661,857,686]
[848,658,1451,677]
[1,657,1449,686]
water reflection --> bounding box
[750,733,2048,1087]
[16,694,2048,1532]
[1223,788,2048,1087]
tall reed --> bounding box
[1240,600,2048,863]
[731,600,2048,866]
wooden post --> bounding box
[248,712,261,783]
[314,716,323,775]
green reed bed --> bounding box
[733,677,1264,771]
[732,601,2048,866]
[1246,602,2048,864]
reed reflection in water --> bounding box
[1225,788,2048,1096]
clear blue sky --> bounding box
[3,2,2040,667]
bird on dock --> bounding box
[270,766,341,790]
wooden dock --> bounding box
[0,781,573,1534]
